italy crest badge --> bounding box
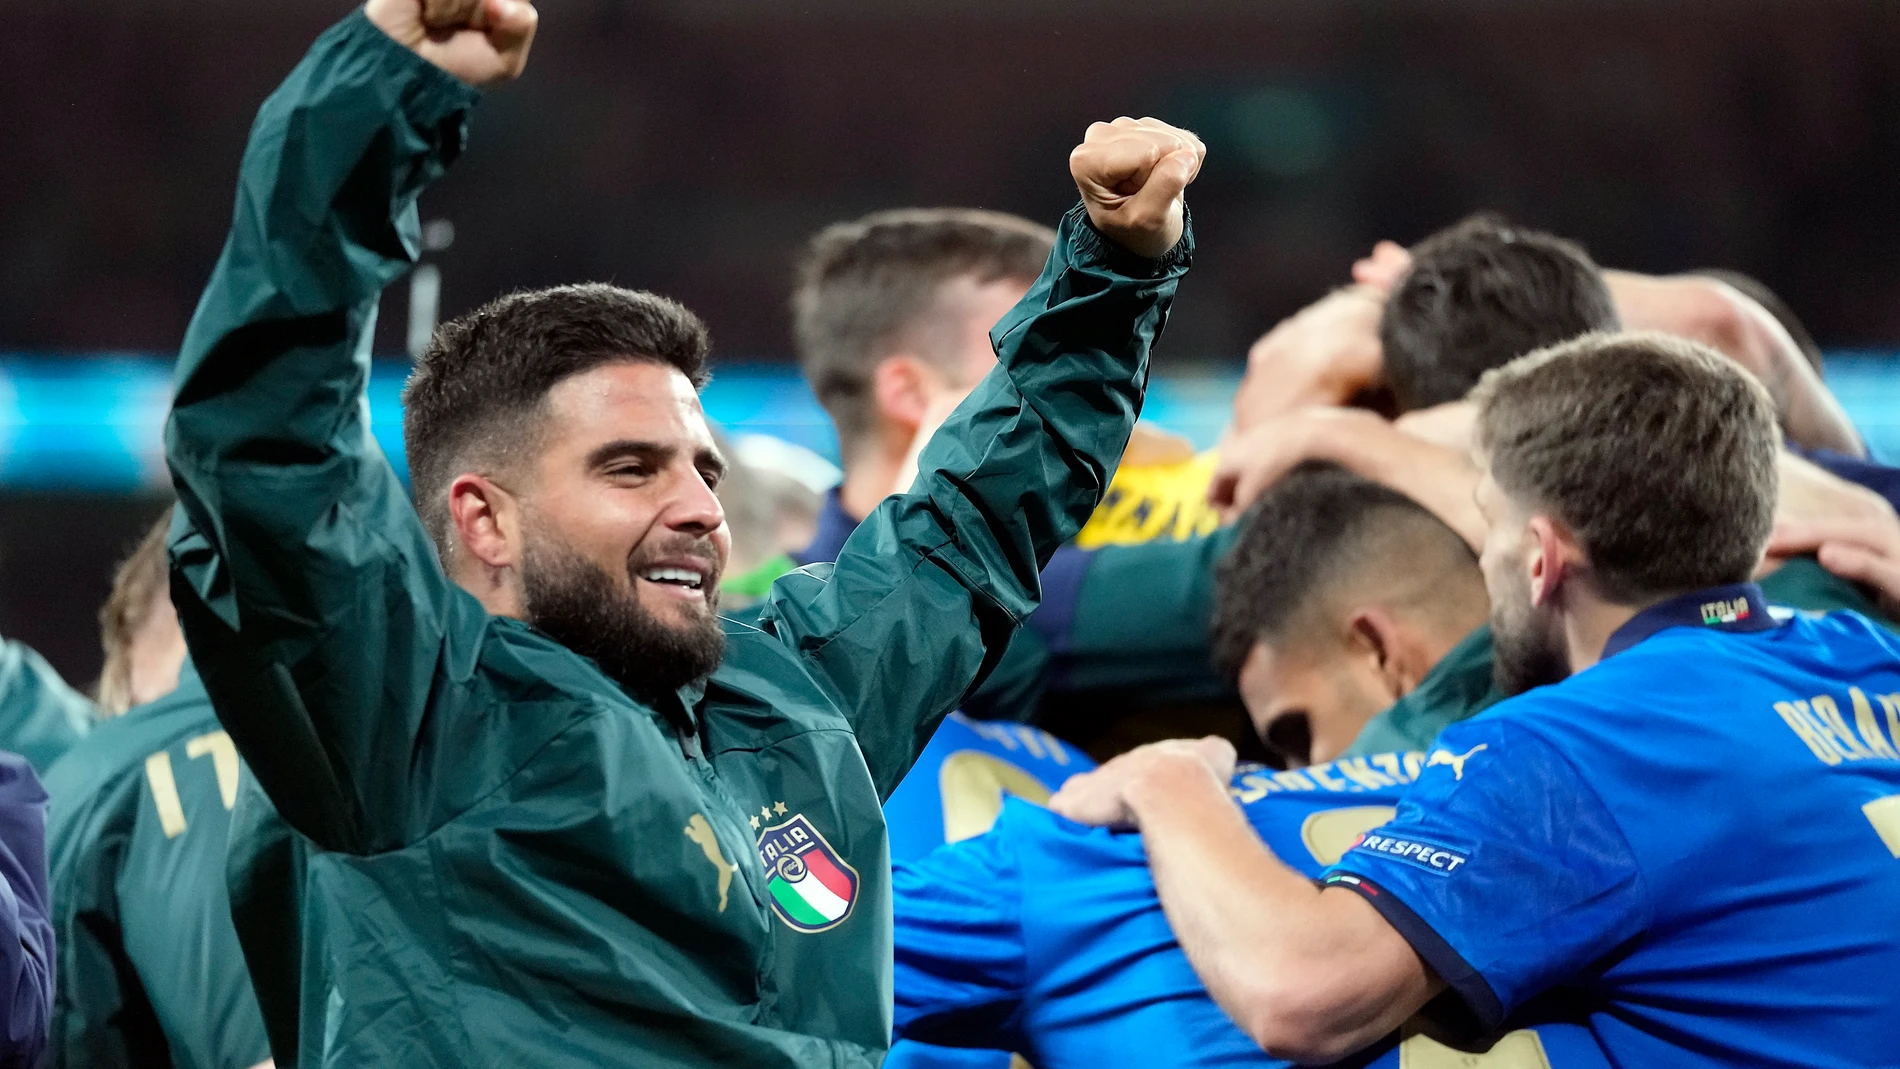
[756,813,859,932]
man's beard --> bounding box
[520,534,725,703]
[1489,560,1571,698]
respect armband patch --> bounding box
[1346,832,1472,876]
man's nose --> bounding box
[665,470,726,534]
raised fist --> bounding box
[1069,117,1205,260]
[365,0,538,88]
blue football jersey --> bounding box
[893,753,1613,1069]
[1326,584,1900,1068]
[884,712,1094,1069]
[884,712,1093,864]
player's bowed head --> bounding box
[1069,117,1206,259]
[365,0,539,88]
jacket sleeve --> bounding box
[163,12,486,853]
[965,528,1236,720]
[757,206,1191,796]
[0,755,51,1068]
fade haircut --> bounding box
[404,283,712,554]
[1211,463,1483,682]
[1472,330,1779,605]
[792,208,1054,451]
[1382,213,1620,412]
[97,507,172,717]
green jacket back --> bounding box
[43,664,270,1069]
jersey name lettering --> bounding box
[1774,687,1900,766]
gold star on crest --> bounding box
[760,806,772,821]
[749,815,759,830]
[773,801,788,816]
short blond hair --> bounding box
[1472,331,1778,604]
[96,508,172,716]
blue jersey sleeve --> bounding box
[891,806,1027,1050]
[1323,720,1649,1032]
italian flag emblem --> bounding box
[757,813,859,933]
[1700,597,1750,625]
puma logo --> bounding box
[685,813,737,912]
[1425,744,1488,781]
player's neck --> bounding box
[449,549,527,621]
[1561,592,1643,677]
[838,446,909,523]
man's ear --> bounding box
[1346,608,1423,703]
[448,473,523,571]
[1525,513,1585,608]
[870,355,937,435]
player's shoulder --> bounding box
[931,713,1092,774]
[1776,607,1900,659]
[43,674,221,800]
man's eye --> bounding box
[606,465,650,479]
[701,470,723,490]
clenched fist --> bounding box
[365,0,538,88]
[1069,117,1205,260]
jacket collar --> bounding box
[1602,582,1778,660]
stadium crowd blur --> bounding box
[3,1,1900,1067]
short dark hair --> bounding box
[1382,213,1620,411]
[404,284,712,553]
[1472,330,1780,605]
[792,208,1054,452]
[1211,463,1482,682]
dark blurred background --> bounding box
[7,0,1900,685]
[15,0,1900,359]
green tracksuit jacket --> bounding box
[44,662,270,1069]
[161,12,1189,1068]
[0,639,93,775]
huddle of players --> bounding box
[2,0,1899,1066]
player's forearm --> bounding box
[1776,358,1864,458]
[1126,759,1416,1064]
[166,11,478,477]
[1606,271,1863,457]
[1316,420,1485,549]
[1722,286,1862,456]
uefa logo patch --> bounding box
[1347,832,1472,876]
[756,813,860,933]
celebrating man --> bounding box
[161,0,1202,1064]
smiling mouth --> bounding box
[637,566,707,592]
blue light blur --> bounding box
[0,353,1894,492]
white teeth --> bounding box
[641,567,704,589]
